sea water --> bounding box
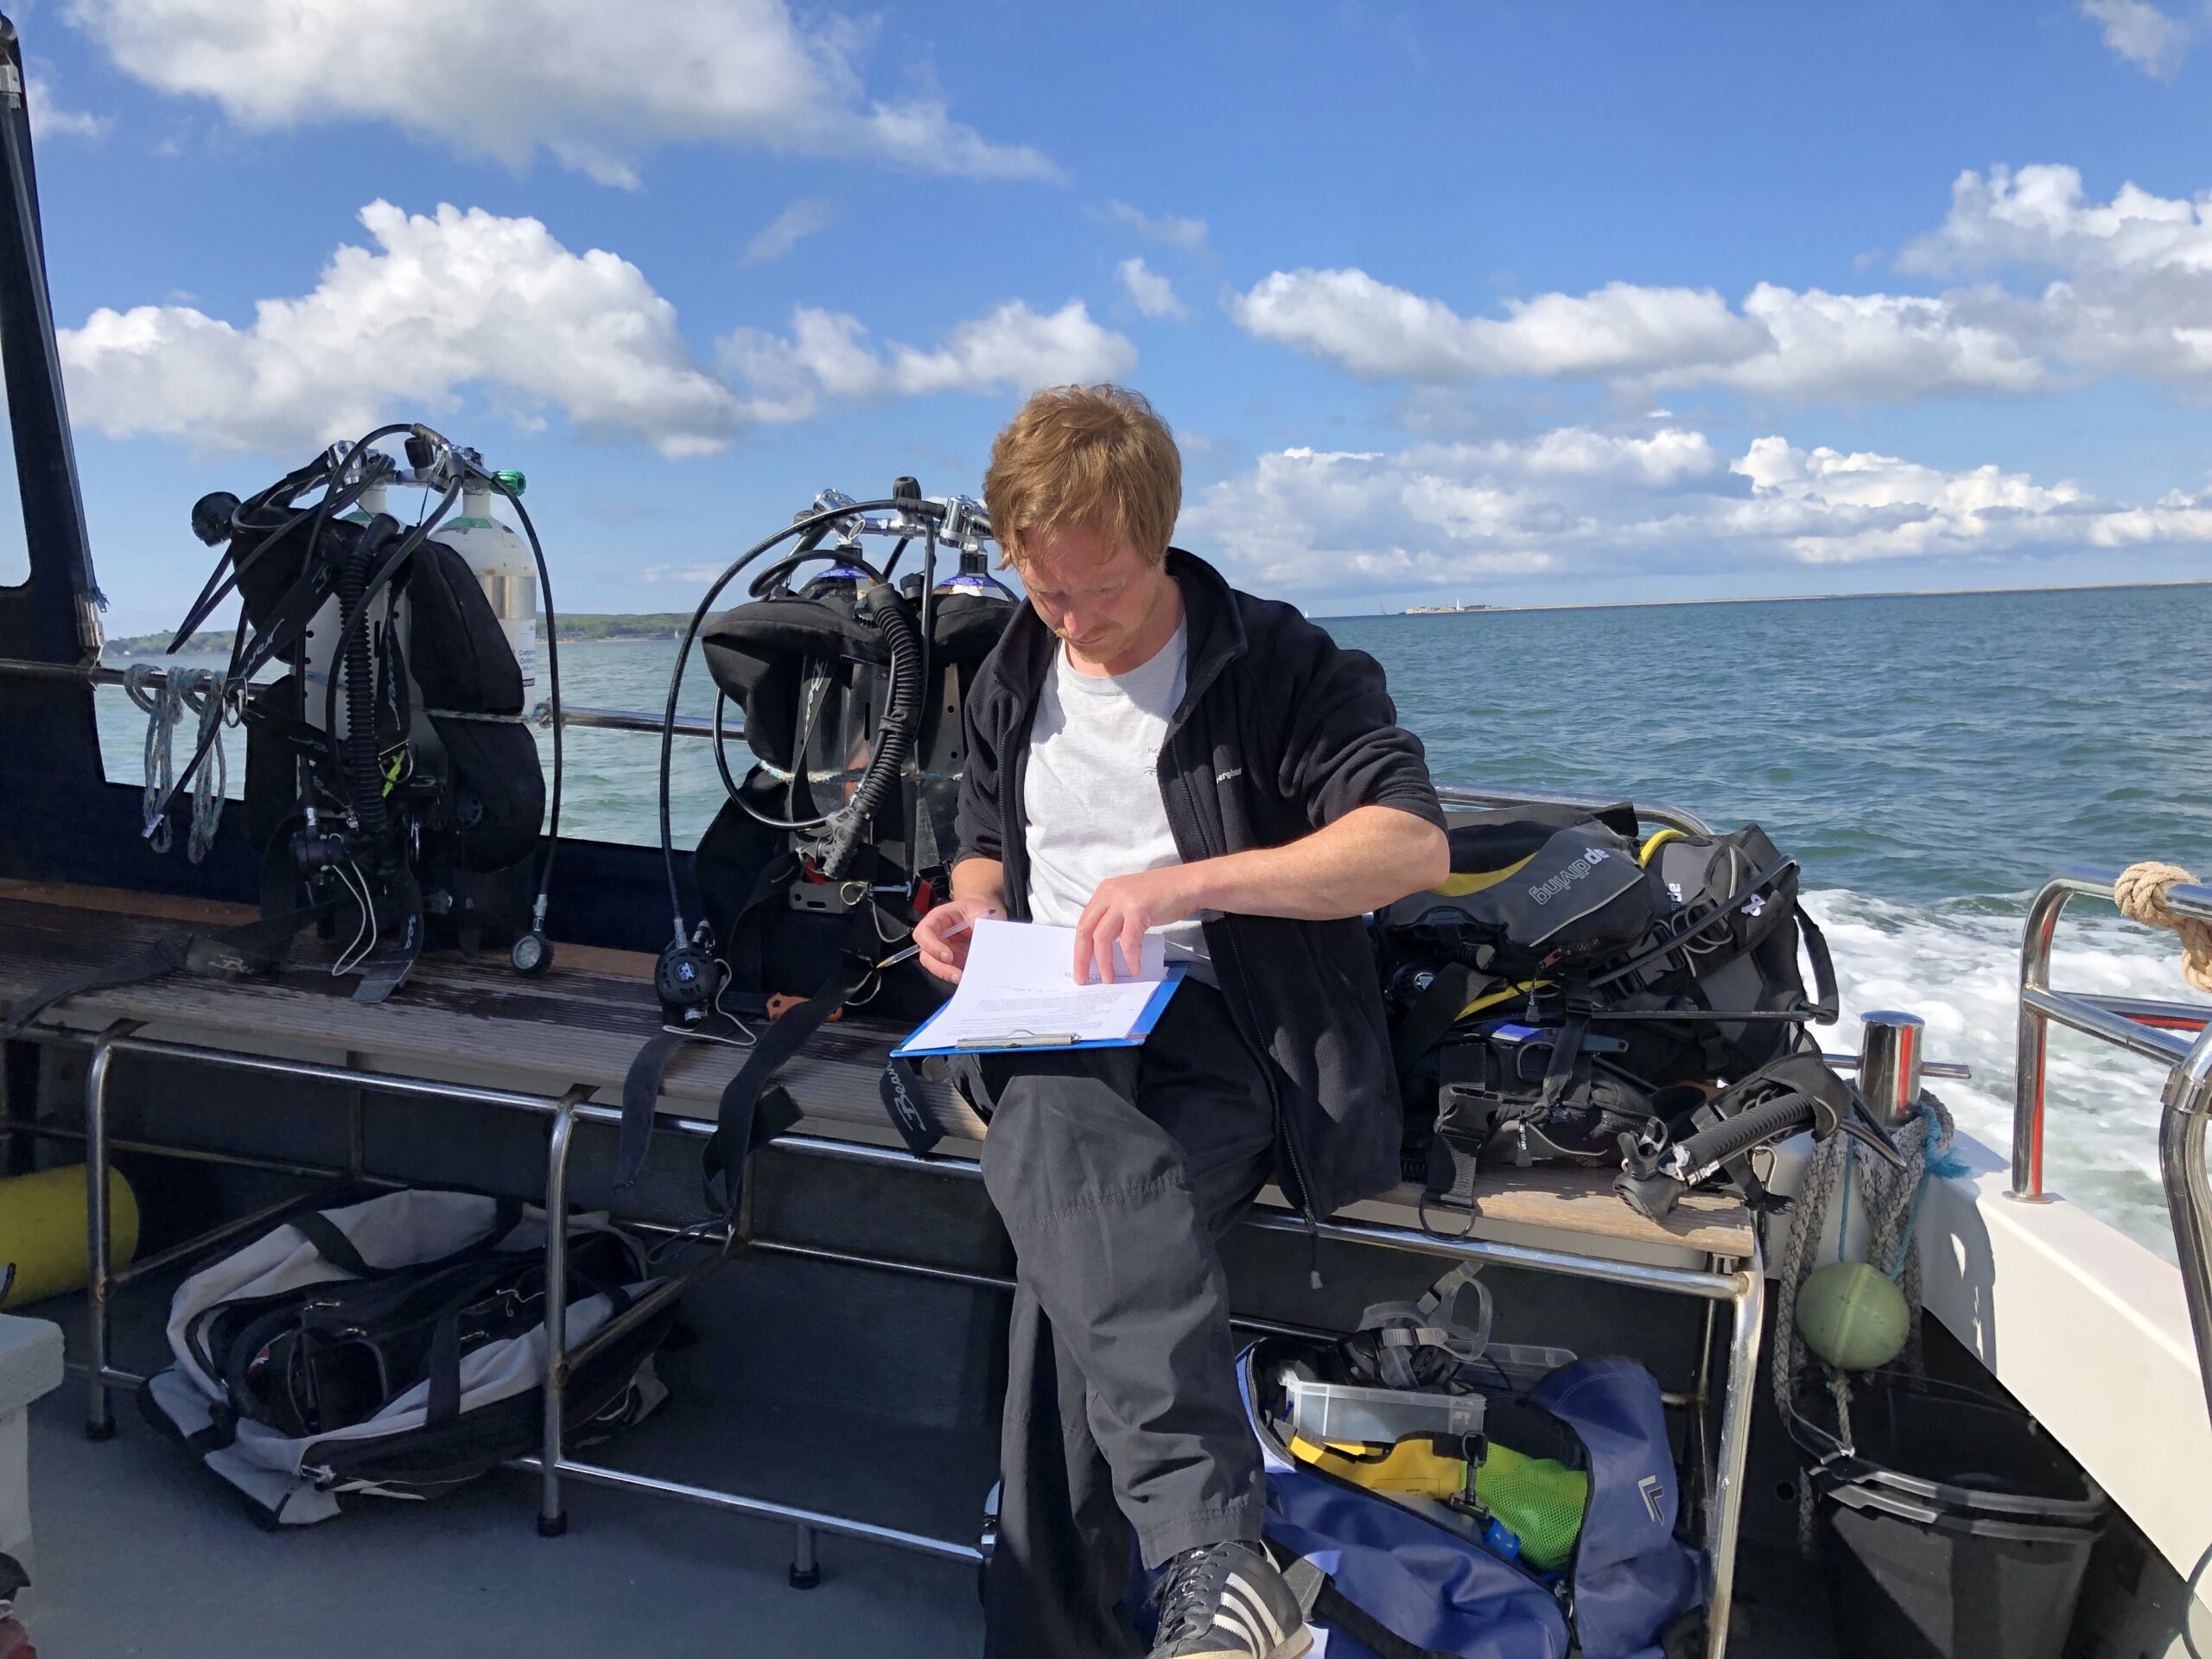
[101,582,2212,1262]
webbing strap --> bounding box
[287,1193,526,1283]
[1353,1262,1493,1388]
[1391,963,1478,1077]
[615,1032,690,1190]
[1306,1573,1459,1659]
[1535,995,1593,1114]
[0,934,191,1041]
[879,1054,943,1155]
[1798,909,1840,1020]
[0,901,335,1040]
[288,1211,373,1278]
[424,1313,463,1428]
[699,963,855,1218]
[232,559,337,685]
[352,865,422,1006]
[908,756,944,879]
[721,850,799,1001]
[616,960,855,1215]
[1421,1112,1486,1235]
[1591,855,1799,988]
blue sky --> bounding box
[12,0,2212,629]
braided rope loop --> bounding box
[2113,861,2212,994]
[121,663,227,862]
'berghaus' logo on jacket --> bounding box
[1529,846,1611,906]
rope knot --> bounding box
[2113,860,2212,995]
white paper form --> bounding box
[894,919,1177,1052]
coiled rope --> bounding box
[2113,861,2212,994]
[1772,1088,1963,1555]
[123,664,231,862]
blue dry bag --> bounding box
[1241,1340,1706,1659]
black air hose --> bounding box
[818,582,923,880]
[338,525,389,850]
[1671,1091,1815,1179]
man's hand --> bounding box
[1074,865,1205,985]
[913,894,1002,985]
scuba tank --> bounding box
[690,496,1015,1024]
[343,459,538,697]
[616,480,1014,1215]
[0,425,567,1048]
[172,427,563,1000]
[444,468,539,698]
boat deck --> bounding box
[14,1283,1837,1659]
[0,880,1803,1656]
[0,880,1758,1260]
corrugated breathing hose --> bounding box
[818,582,922,880]
[1668,1092,1815,1180]
[337,530,386,850]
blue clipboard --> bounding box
[892,965,1186,1058]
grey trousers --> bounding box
[968,980,1280,1659]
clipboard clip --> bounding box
[955,1031,1079,1051]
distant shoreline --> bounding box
[1320,576,2212,621]
[105,613,694,657]
[104,576,2212,656]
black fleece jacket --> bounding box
[952,549,1446,1221]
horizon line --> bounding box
[1309,575,2212,621]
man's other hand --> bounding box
[1075,867,1203,985]
[914,895,1001,985]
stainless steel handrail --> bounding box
[2014,863,2212,1196]
[2013,861,2212,1430]
[6,653,1714,834]
[0,654,712,735]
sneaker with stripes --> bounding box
[1147,1540,1312,1659]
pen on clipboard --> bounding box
[874,912,982,973]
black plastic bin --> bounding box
[1797,1381,2108,1659]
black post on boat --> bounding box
[0,13,101,671]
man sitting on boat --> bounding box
[911,384,1450,1659]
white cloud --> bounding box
[721,299,1136,422]
[27,74,111,141]
[60,201,746,457]
[1092,200,1208,251]
[2080,0,2191,78]
[1235,163,2212,404]
[1898,163,2212,388]
[1116,257,1185,320]
[1233,269,1765,381]
[1898,162,2212,276]
[1707,284,2045,398]
[1180,423,2211,603]
[64,0,1058,187]
[1233,268,2040,402]
[742,198,839,266]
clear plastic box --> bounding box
[1283,1374,1486,1448]
[1461,1342,1578,1395]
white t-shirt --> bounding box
[1020,618,1216,982]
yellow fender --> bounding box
[0,1164,139,1308]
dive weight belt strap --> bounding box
[613,955,945,1224]
[0,900,340,1041]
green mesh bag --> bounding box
[1474,1443,1589,1571]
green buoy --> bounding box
[1797,1260,1911,1371]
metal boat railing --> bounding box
[0,652,1719,836]
[2013,862,2212,1430]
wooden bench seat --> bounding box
[0,881,1755,1260]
